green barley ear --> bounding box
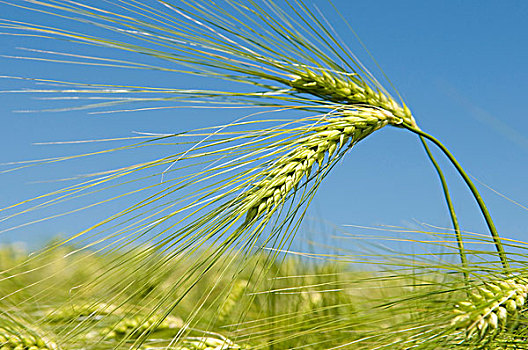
[0,323,58,350]
[451,278,528,342]
[179,336,244,350]
[243,107,395,223]
[102,314,182,340]
[218,279,248,323]
[46,302,120,323]
[289,69,414,126]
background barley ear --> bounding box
[217,279,248,323]
[449,277,528,345]
[101,314,183,340]
[0,313,59,350]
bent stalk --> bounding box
[402,123,509,271]
[419,136,468,281]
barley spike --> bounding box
[451,278,528,341]
[243,107,396,223]
[0,326,57,350]
[289,69,415,127]
[102,314,183,340]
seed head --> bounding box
[0,327,57,350]
[103,315,183,339]
[243,108,394,223]
[289,69,415,126]
[451,278,528,340]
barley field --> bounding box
[0,1,527,349]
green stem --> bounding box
[419,136,469,281]
[402,123,509,271]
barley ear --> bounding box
[451,278,528,341]
[218,279,248,322]
[102,314,183,340]
[243,107,393,223]
[46,302,119,322]
[0,326,58,350]
[289,69,415,127]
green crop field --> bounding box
[0,1,526,349]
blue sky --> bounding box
[0,0,527,254]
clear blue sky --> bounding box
[0,0,527,254]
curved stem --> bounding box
[419,136,469,281]
[402,123,509,271]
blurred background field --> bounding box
[0,235,465,349]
